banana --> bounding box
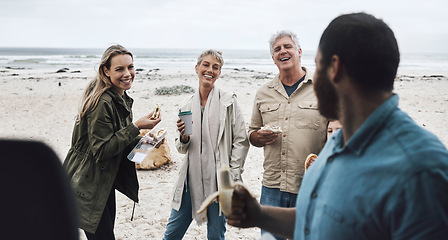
[197,165,249,219]
[304,153,318,172]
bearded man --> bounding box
[228,12,448,240]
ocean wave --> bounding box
[68,55,99,59]
[12,58,46,64]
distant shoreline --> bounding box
[1,47,448,75]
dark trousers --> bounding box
[85,190,116,240]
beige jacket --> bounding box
[171,90,249,212]
[248,68,326,194]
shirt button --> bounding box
[288,101,291,104]
[282,152,286,155]
[328,156,334,163]
[305,228,310,235]
[285,117,288,120]
[311,192,317,198]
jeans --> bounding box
[259,186,297,240]
[163,183,226,240]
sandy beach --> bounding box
[1,66,447,239]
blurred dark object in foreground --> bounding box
[0,140,79,240]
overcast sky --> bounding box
[1,0,447,53]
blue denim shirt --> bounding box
[294,94,448,239]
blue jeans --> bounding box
[259,186,297,240]
[163,183,226,240]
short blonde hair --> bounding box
[196,49,224,69]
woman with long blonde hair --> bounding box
[64,45,161,239]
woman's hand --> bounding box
[177,118,190,143]
[135,111,161,130]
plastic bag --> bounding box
[127,128,167,163]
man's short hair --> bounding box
[319,12,400,92]
[269,30,301,56]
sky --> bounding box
[1,0,447,53]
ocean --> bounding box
[0,47,447,75]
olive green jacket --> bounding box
[63,89,141,233]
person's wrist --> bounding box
[181,135,189,143]
[133,122,140,129]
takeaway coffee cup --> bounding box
[178,111,193,135]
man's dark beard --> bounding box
[314,67,339,120]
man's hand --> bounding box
[228,185,296,239]
[250,130,279,147]
[258,130,279,145]
[227,185,261,228]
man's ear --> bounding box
[327,54,343,84]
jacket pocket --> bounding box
[320,204,359,238]
[71,154,97,201]
[295,101,321,130]
[298,101,318,109]
[259,103,280,125]
[323,204,358,229]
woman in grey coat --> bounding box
[163,50,250,239]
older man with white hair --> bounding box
[248,30,326,240]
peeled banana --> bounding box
[197,165,249,219]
